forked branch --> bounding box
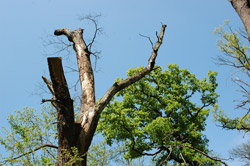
[95,24,167,113]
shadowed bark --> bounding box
[44,57,76,165]
[43,24,167,165]
[230,0,250,40]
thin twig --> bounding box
[139,33,154,48]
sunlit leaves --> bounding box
[214,21,250,133]
[98,64,219,164]
[0,105,57,165]
[214,20,250,70]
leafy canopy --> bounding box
[0,104,145,165]
[0,106,57,166]
[98,64,220,165]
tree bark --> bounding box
[43,24,166,166]
[45,57,76,165]
[230,0,250,40]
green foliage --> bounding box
[98,64,220,165]
[213,107,250,132]
[213,20,250,70]
[88,139,150,166]
[88,139,115,166]
[0,105,57,165]
[0,104,145,165]
[59,147,83,166]
[213,21,250,132]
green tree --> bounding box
[0,105,136,166]
[40,24,166,166]
[98,64,227,165]
[0,105,57,165]
[1,23,167,166]
[213,21,250,132]
[213,21,250,165]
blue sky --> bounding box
[0,0,247,165]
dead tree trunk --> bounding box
[230,0,250,40]
[42,24,166,166]
[42,57,77,165]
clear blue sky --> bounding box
[0,0,247,165]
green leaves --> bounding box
[0,105,57,165]
[214,21,250,133]
[214,20,250,71]
[98,64,219,164]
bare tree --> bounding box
[230,0,250,40]
[230,140,250,165]
[41,25,166,166]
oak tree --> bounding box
[98,65,227,165]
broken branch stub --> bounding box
[47,57,76,164]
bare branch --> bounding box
[79,14,103,51]
[42,76,54,95]
[41,99,57,104]
[0,144,58,164]
[65,66,79,73]
[42,34,73,57]
[77,14,103,73]
[232,76,250,110]
[139,33,154,48]
[95,24,167,114]
[238,26,249,40]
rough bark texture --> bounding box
[43,25,166,166]
[46,57,76,165]
[230,0,250,40]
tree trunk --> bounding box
[230,0,250,40]
[43,24,166,166]
[46,57,77,165]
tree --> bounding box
[19,24,166,166]
[97,64,228,165]
[229,0,250,40]
[213,21,250,132]
[0,104,144,166]
[213,19,250,165]
[229,140,250,165]
[0,106,57,165]
[213,1,250,164]
[213,0,250,133]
